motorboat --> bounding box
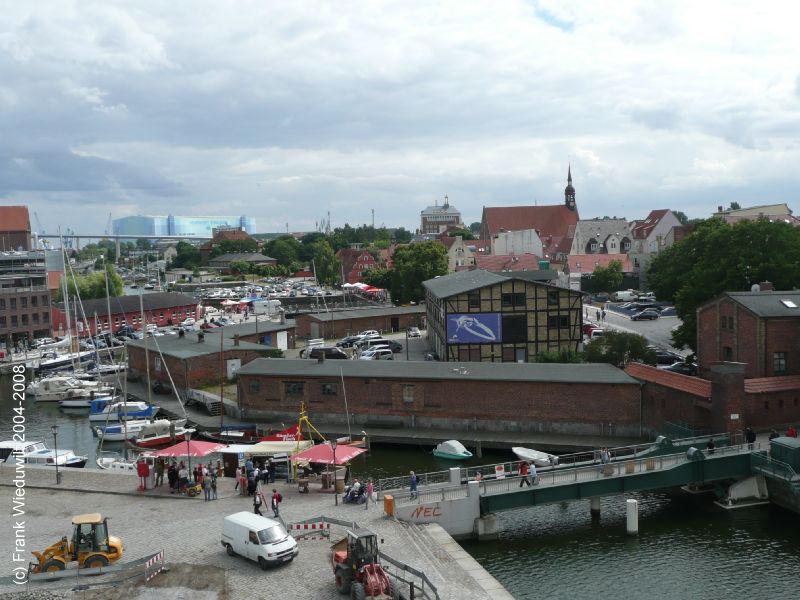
[36,350,95,373]
[432,440,473,460]
[129,419,195,448]
[97,451,156,471]
[512,447,559,467]
[0,440,88,468]
[94,419,152,441]
[88,399,159,422]
[26,375,114,402]
[59,394,116,409]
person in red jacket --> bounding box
[786,425,798,438]
[518,461,531,487]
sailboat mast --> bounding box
[139,289,153,406]
[339,367,352,441]
[59,236,76,370]
[219,328,224,432]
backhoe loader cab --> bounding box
[331,529,396,598]
[30,514,124,573]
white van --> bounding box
[221,511,298,569]
[613,290,636,302]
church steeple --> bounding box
[564,164,576,211]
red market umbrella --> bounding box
[153,440,226,457]
[290,441,367,465]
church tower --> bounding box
[564,165,576,211]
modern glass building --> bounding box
[113,215,256,237]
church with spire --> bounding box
[479,167,580,264]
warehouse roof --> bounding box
[127,332,268,359]
[55,292,198,317]
[723,291,800,318]
[304,305,425,323]
[203,319,296,338]
[237,358,638,385]
[423,269,569,299]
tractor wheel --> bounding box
[41,559,66,572]
[225,543,235,557]
[335,570,352,594]
[83,555,109,570]
[351,581,366,600]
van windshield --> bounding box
[257,525,286,544]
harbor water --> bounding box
[2,375,800,598]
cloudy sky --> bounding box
[2,1,799,235]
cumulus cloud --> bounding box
[1,0,799,233]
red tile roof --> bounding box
[0,206,31,232]
[744,375,800,394]
[625,362,712,397]
[474,254,541,272]
[482,205,579,257]
[567,253,635,273]
[631,209,669,240]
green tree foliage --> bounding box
[590,260,624,292]
[264,236,301,266]
[229,260,251,275]
[583,331,656,368]
[728,201,741,210]
[136,238,152,250]
[447,228,474,240]
[309,240,340,285]
[469,222,481,235]
[647,218,800,350]
[389,241,448,303]
[392,227,413,244]
[673,211,689,225]
[171,241,201,269]
[361,267,392,290]
[57,265,124,302]
[209,238,258,259]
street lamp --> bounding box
[405,328,409,361]
[51,424,61,484]
[331,440,338,506]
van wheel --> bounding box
[258,556,268,571]
[225,544,235,557]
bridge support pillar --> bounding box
[590,497,601,518]
[475,514,499,540]
[626,499,639,535]
[115,238,121,264]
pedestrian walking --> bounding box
[365,479,374,509]
[601,309,606,321]
[600,448,610,464]
[786,425,798,438]
[519,461,531,487]
[202,475,212,501]
[211,472,218,500]
[706,439,716,455]
[271,489,282,518]
[253,490,263,515]
[529,462,538,485]
[234,467,241,491]
[769,429,780,441]
[155,459,164,487]
[745,427,756,450]
[409,471,418,499]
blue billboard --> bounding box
[446,313,502,344]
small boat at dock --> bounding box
[512,446,559,466]
[432,440,473,460]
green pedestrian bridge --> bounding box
[379,434,800,539]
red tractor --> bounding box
[332,528,399,599]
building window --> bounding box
[723,346,733,361]
[502,314,527,343]
[0,299,4,310]
[249,381,260,394]
[547,291,559,306]
[42,295,49,306]
[468,293,480,309]
[42,312,49,323]
[11,316,18,327]
[773,352,787,374]
[32,314,39,324]
[21,314,28,325]
[20,297,27,308]
[10,298,16,309]
[284,382,304,396]
[589,242,598,252]
[402,385,414,403]
[548,315,570,329]
[31,296,37,307]
[623,241,631,251]
[154,357,162,372]
[321,383,337,396]
[501,293,526,308]
[0,316,5,327]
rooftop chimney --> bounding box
[759,281,774,292]
[717,205,723,212]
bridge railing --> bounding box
[750,452,800,482]
[377,469,453,495]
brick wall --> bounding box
[238,372,643,437]
[294,312,425,339]
[639,383,710,435]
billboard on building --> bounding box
[446,313,502,343]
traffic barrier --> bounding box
[288,522,331,540]
[144,549,165,582]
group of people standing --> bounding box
[237,457,283,518]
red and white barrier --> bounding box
[144,550,164,582]
[288,522,331,540]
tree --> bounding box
[309,240,340,285]
[57,265,124,302]
[362,267,392,290]
[590,260,624,292]
[673,211,689,226]
[583,331,656,368]
[728,201,741,210]
[389,241,448,304]
[533,348,583,363]
[229,260,251,276]
[171,241,201,270]
[265,236,300,266]
[469,222,481,235]
[136,238,152,251]
[447,228,474,240]
[392,227,413,244]
[209,238,258,259]
[647,218,800,350]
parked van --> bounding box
[356,338,390,351]
[305,346,348,360]
[221,512,298,569]
[612,290,637,302]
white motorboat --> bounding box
[26,376,114,402]
[432,440,473,460]
[130,419,194,448]
[512,447,559,467]
[89,400,159,422]
[94,419,153,441]
[97,451,157,471]
[59,394,116,409]
[0,440,88,468]
[36,350,95,373]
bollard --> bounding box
[590,497,600,518]
[626,498,638,535]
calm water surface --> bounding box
[2,372,799,599]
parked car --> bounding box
[631,309,660,321]
[582,323,601,336]
[387,340,403,353]
[359,348,394,361]
[304,346,348,360]
[358,330,379,338]
[664,361,698,376]
[424,352,439,361]
[637,292,657,301]
[336,335,362,348]
[407,327,421,338]
[181,318,196,327]
[648,346,682,365]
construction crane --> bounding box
[32,212,50,249]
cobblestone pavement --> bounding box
[0,467,499,600]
